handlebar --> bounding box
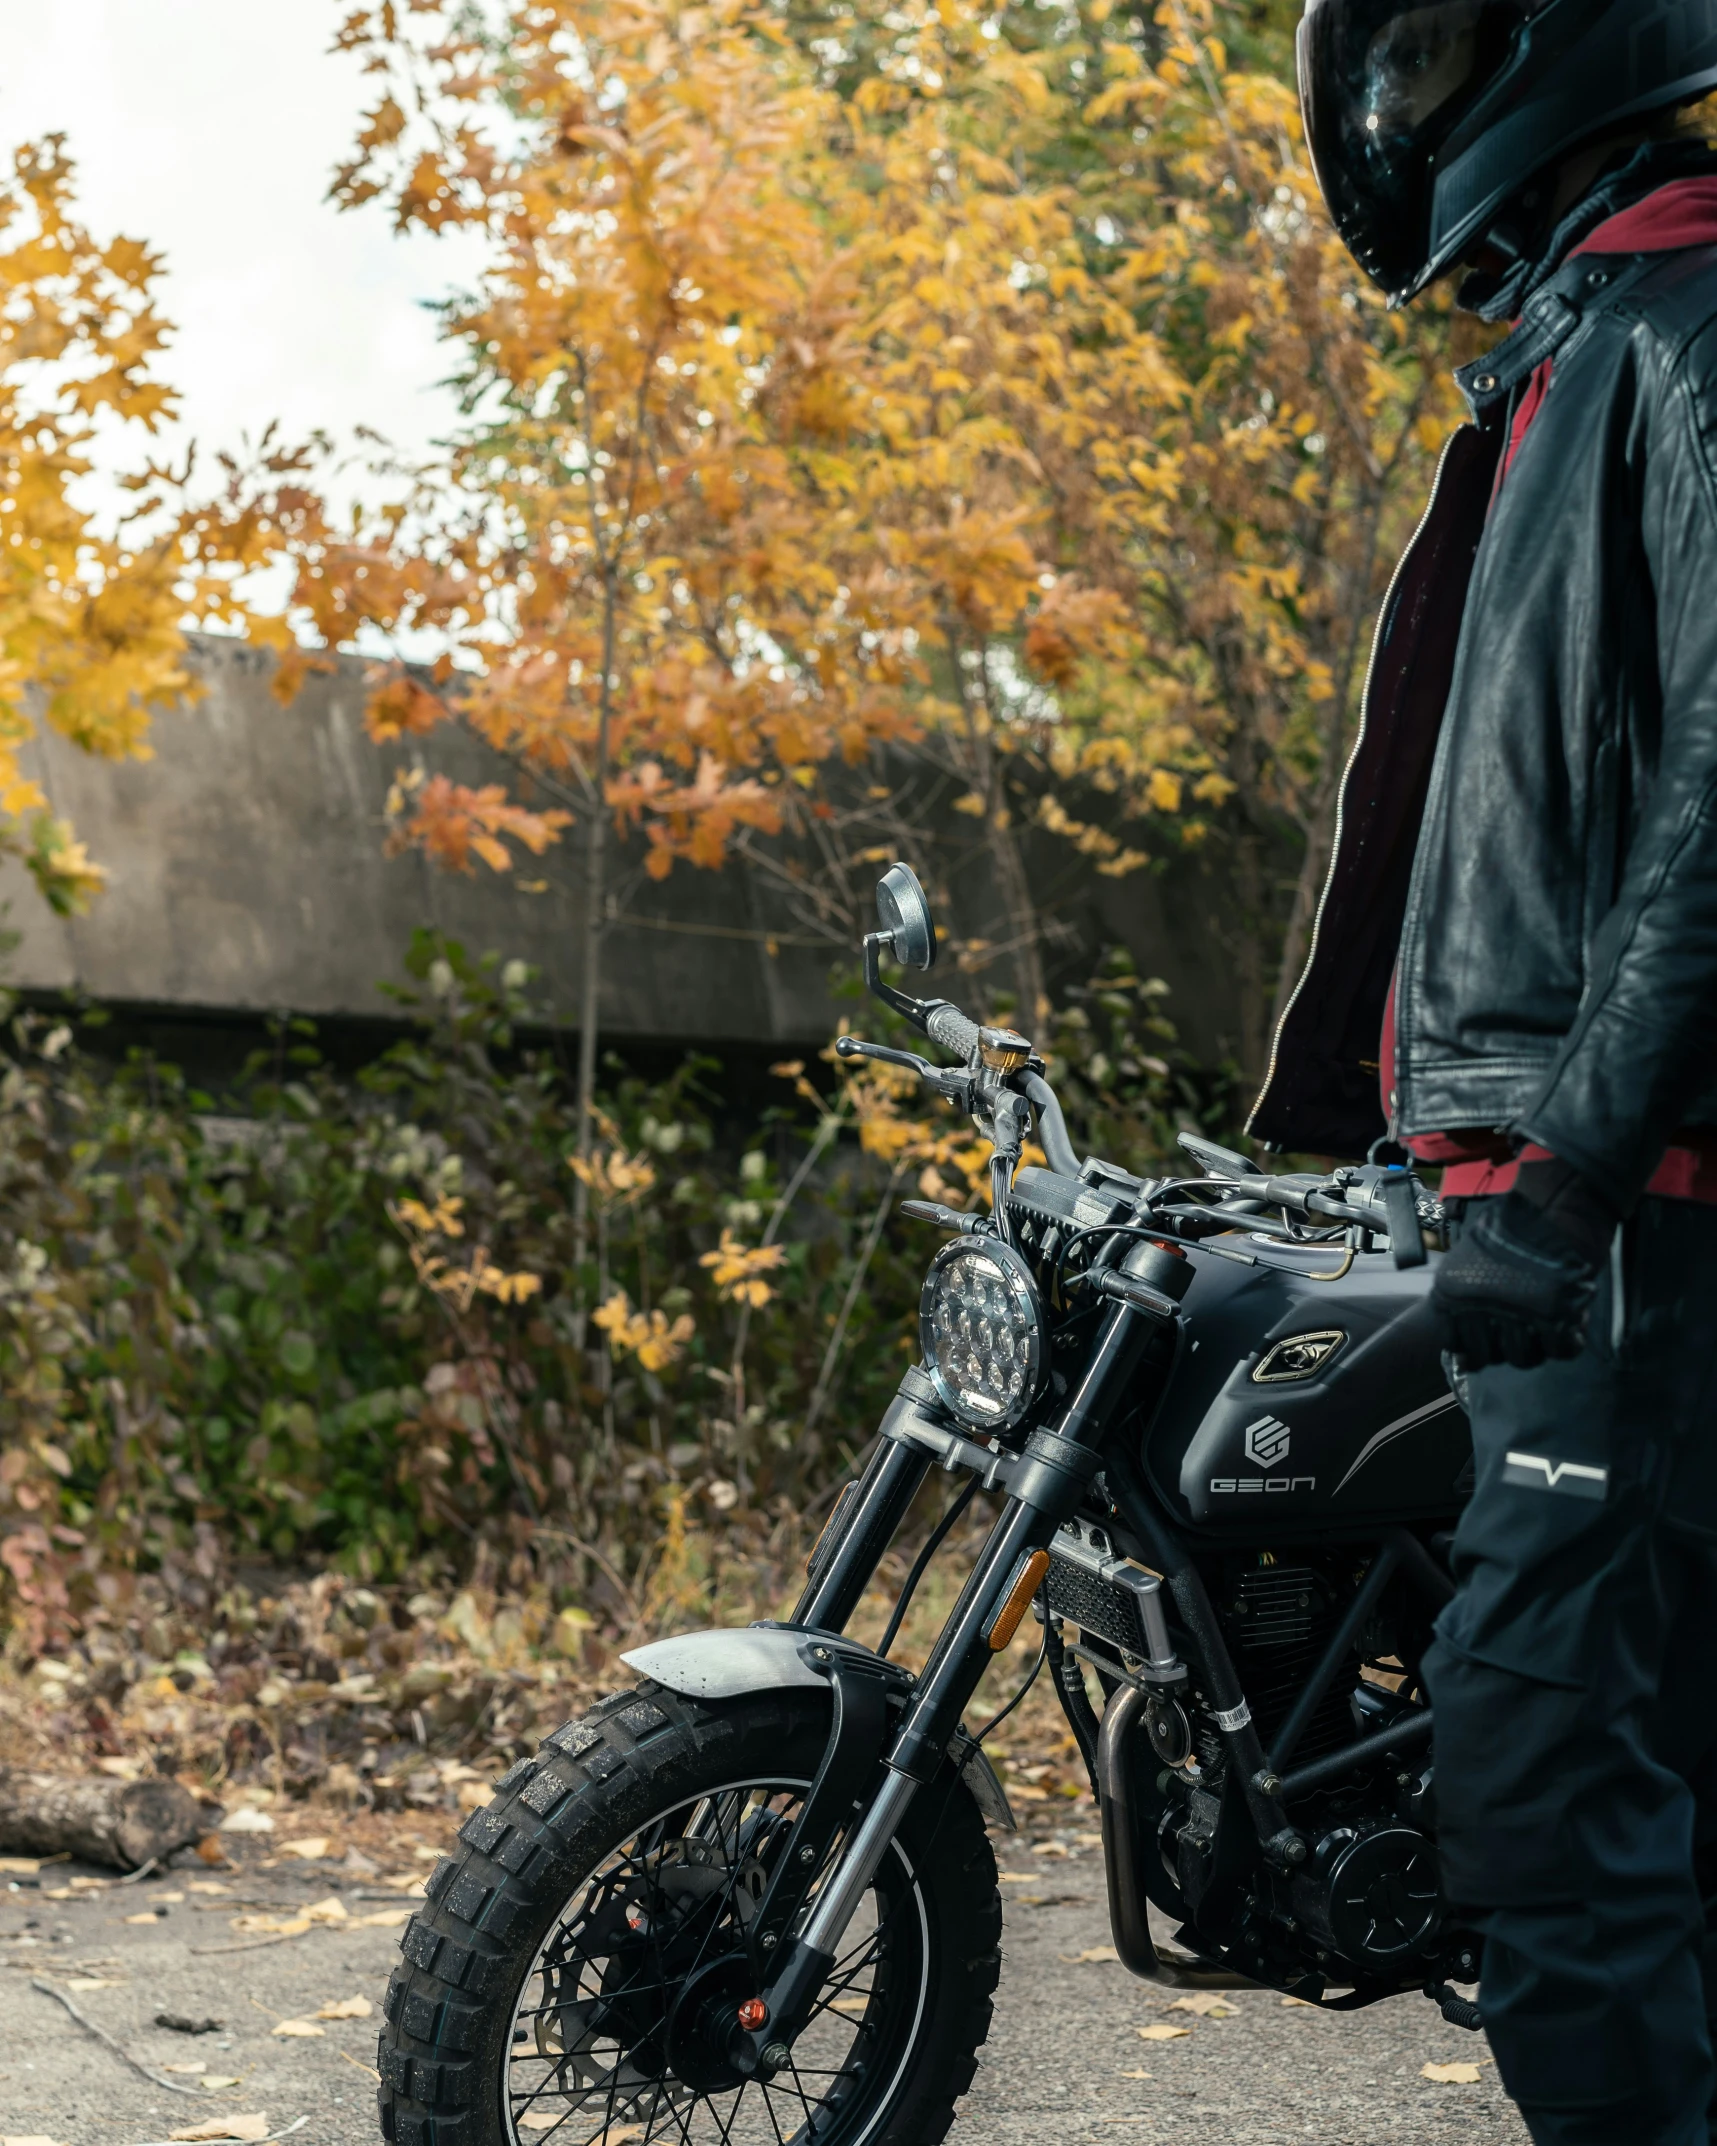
[925,1003,982,1059]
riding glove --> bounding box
[1431,1157,1619,1371]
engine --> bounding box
[1053,1527,1472,1995]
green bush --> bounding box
[0,934,1237,1647]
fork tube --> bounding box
[883,1299,1159,1781]
[762,1301,1166,2038]
[790,1408,932,1635]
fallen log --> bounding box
[0,1766,218,1871]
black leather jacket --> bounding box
[1251,198,1717,1215]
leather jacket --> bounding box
[1250,189,1717,1216]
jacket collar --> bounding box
[1453,143,1717,421]
[1459,139,1717,324]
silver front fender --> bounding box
[620,1623,1016,1831]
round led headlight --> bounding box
[919,1237,1047,1433]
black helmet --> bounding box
[1298,1,1717,303]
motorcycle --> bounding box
[375,863,1478,2146]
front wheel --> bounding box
[377,1682,1002,2146]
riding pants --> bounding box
[1424,1195,1717,2146]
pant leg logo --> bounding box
[1501,1450,1609,1500]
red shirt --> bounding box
[1386,178,1717,1199]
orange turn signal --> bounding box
[986,1549,1051,1652]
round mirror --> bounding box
[875,862,938,971]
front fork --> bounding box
[750,1298,1162,2061]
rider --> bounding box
[1254,4,1717,2138]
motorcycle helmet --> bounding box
[1298,0,1717,303]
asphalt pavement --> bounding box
[1,1826,1529,2146]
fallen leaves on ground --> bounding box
[219,1809,274,1835]
[1117,2068,1152,2080]
[1422,2060,1483,2085]
[1136,2023,1191,2041]
[198,2078,244,2093]
[278,1837,331,1861]
[4,2135,65,2146]
[124,1910,163,1924]
[65,1975,124,1990]
[1059,1946,1119,1964]
[272,2017,325,2038]
[352,1905,413,1927]
[168,2119,271,2144]
[316,1994,374,2019]
[1170,1994,1239,2018]
[0,1856,41,1874]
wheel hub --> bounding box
[663,1954,760,2093]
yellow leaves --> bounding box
[952,791,987,816]
[387,1196,541,1312]
[593,1290,695,1371]
[568,1145,658,1207]
[1146,768,1182,814]
[395,1195,465,1239]
[699,1230,788,1307]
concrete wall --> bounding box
[0,636,1252,1060]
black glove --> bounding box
[1431,1158,1619,1371]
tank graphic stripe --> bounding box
[1331,1392,1461,1498]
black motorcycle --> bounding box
[376,864,1478,2146]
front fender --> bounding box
[620,1623,1016,1832]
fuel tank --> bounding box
[1139,1239,1470,1538]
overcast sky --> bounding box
[0,0,488,510]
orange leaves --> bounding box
[393,775,570,874]
[365,671,448,742]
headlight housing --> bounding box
[920,1237,1047,1433]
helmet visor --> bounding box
[1299,0,1541,298]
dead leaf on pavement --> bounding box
[302,1895,348,1924]
[198,2077,243,2092]
[1116,2068,1152,2080]
[1137,2023,1191,2041]
[0,1856,41,1874]
[1170,1993,1239,2017]
[278,1837,331,1861]
[168,2120,270,2144]
[1059,1946,1120,1964]
[162,2061,210,2074]
[353,1907,412,1928]
[231,1915,311,1937]
[124,1910,164,1925]
[1422,2061,1483,2084]
[272,2017,326,2038]
[317,1994,374,2020]
[4,2134,65,2146]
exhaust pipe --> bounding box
[1096,1685,1258,1990]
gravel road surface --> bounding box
[2,1827,1529,2146]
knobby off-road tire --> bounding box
[376,1681,1003,2146]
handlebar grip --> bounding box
[926,1003,982,1061]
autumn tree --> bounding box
[0,138,252,913]
[226,0,943,1249]
[234,0,1469,1095]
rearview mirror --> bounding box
[875,863,937,972]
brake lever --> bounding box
[835,1035,932,1074]
[834,1034,971,1101]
